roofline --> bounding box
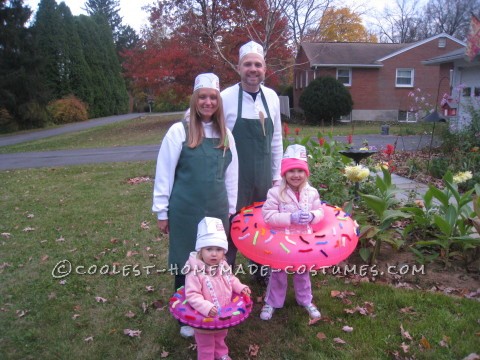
[377,33,466,62]
[311,64,383,68]
[422,50,466,65]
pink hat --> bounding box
[281,144,310,177]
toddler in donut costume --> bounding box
[185,217,251,360]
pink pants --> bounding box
[194,329,228,360]
[264,270,312,308]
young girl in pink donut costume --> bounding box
[185,217,251,360]
[260,144,324,321]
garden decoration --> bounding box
[169,286,253,330]
[230,202,359,271]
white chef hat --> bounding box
[281,144,310,177]
[195,217,228,253]
[193,73,220,92]
[239,40,264,62]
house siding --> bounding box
[294,37,464,121]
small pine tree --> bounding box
[299,76,353,126]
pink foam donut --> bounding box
[230,202,359,271]
[169,286,253,330]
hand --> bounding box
[299,211,314,224]
[290,210,303,224]
[157,219,169,234]
[208,306,218,317]
[241,287,251,296]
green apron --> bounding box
[233,85,274,211]
[168,121,232,268]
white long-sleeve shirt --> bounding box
[152,121,238,219]
[221,83,283,182]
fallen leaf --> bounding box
[187,343,197,351]
[145,286,154,292]
[140,221,150,230]
[16,310,28,317]
[308,317,322,326]
[142,302,148,313]
[248,344,259,357]
[342,325,353,332]
[419,335,431,349]
[123,328,142,337]
[1,233,11,238]
[463,354,480,360]
[160,349,169,358]
[400,342,410,353]
[400,324,413,341]
[48,292,56,300]
[316,332,327,340]
[72,314,80,320]
[125,311,136,318]
[333,337,346,344]
[399,306,416,314]
[56,237,65,242]
[439,335,450,348]
[331,290,341,298]
[95,296,107,303]
[126,251,139,257]
[152,300,165,310]
[41,255,49,262]
[84,336,93,342]
[23,227,35,232]
[59,279,66,285]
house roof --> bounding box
[422,48,466,65]
[300,33,466,68]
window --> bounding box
[396,69,414,87]
[338,113,352,122]
[474,87,480,97]
[438,37,446,48]
[463,87,471,97]
[337,68,351,86]
[398,110,415,122]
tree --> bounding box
[299,76,353,126]
[314,7,377,42]
[83,0,122,40]
[372,0,423,43]
[422,0,480,40]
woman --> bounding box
[152,73,238,338]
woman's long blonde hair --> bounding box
[187,91,228,150]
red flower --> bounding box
[295,128,300,135]
[318,137,325,146]
[283,123,290,136]
[384,144,395,156]
[347,134,353,144]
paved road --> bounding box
[0,114,440,171]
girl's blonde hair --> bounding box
[187,91,228,150]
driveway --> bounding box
[0,114,439,171]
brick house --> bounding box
[294,33,465,122]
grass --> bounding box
[0,114,434,154]
[1,162,479,359]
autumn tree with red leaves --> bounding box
[122,0,294,110]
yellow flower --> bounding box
[374,162,389,172]
[358,147,369,151]
[452,171,473,184]
[344,165,370,182]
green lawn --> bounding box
[1,162,478,359]
[0,114,434,154]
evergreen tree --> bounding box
[0,0,46,129]
[83,0,122,42]
[75,14,128,116]
[299,77,353,126]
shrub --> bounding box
[0,107,18,133]
[47,95,88,124]
[299,76,353,126]
[18,101,50,129]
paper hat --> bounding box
[281,144,310,177]
[193,73,220,92]
[195,217,228,253]
[239,41,264,61]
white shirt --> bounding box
[152,121,238,219]
[221,83,283,182]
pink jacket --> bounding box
[184,252,248,317]
[262,183,324,231]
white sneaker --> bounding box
[180,325,194,338]
[260,304,275,320]
[305,304,321,319]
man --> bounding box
[221,40,283,280]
